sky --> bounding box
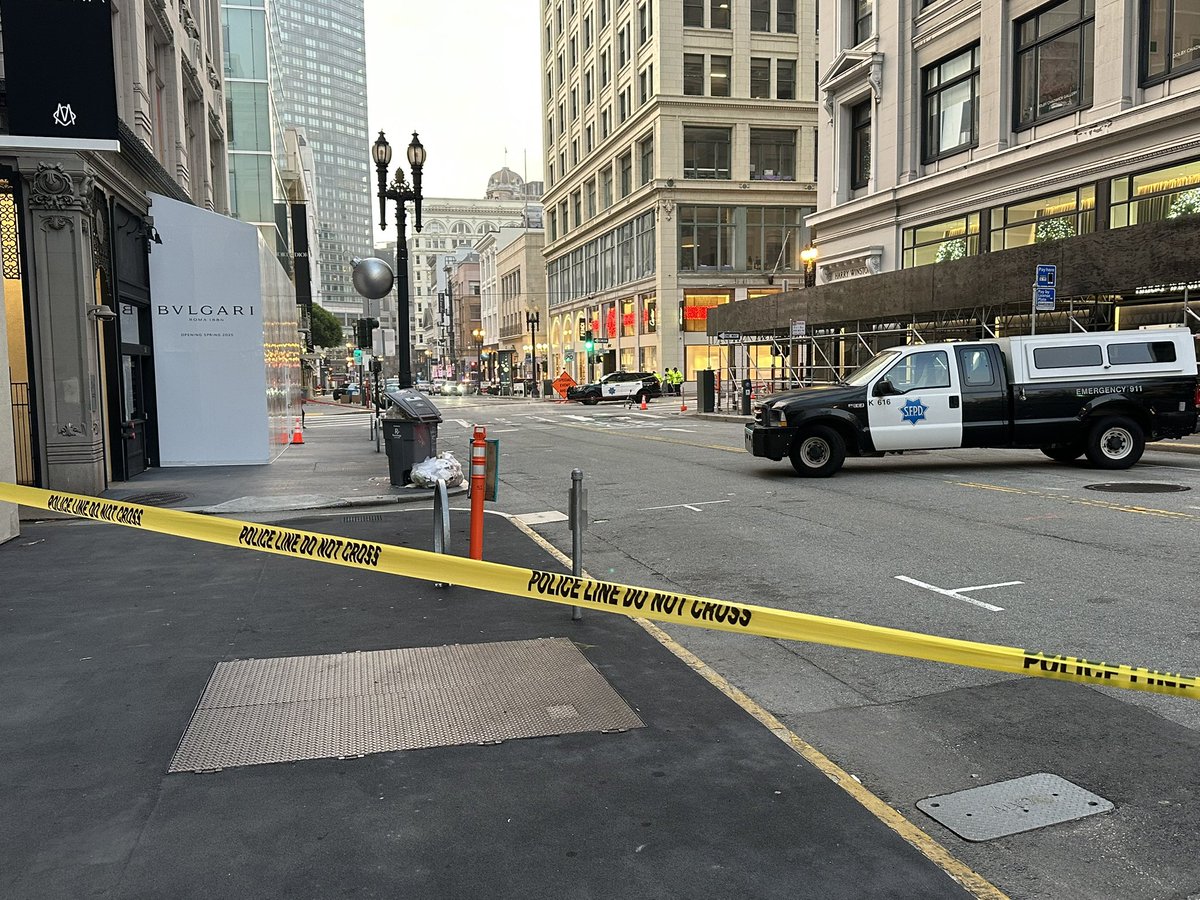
[364,2,545,201]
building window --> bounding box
[601,105,612,137]
[711,0,731,28]
[618,23,631,66]
[749,129,796,181]
[745,207,809,271]
[601,48,610,85]
[638,0,653,44]
[1014,0,1095,128]
[990,186,1096,250]
[923,45,980,162]
[684,0,704,26]
[586,178,597,217]
[639,64,654,103]
[619,151,633,196]
[558,52,565,84]
[619,86,632,121]
[642,293,658,334]
[572,137,579,164]
[853,0,872,44]
[681,290,731,332]
[572,189,583,227]
[560,199,569,234]
[639,134,654,184]
[750,57,771,98]
[548,208,558,241]
[1143,0,1200,83]
[622,297,637,336]
[584,12,593,47]
[777,0,795,32]
[751,0,770,31]
[571,87,579,119]
[600,0,609,26]
[585,68,594,104]
[683,126,731,179]
[776,59,795,99]
[684,53,705,95]
[850,100,871,190]
[1110,157,1200,228]
[586,123,595,151]
[710,55,731,96]
[902,213,981,268]
[601,167,614,207]
[678,207,734,271]
[570,35,578,67]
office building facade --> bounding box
[273,0,371,329]
[540,0,820,386]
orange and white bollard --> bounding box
[468,425,487,560]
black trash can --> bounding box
[696,369,716,413]
[382,389,443,486]
[741,378,753,416]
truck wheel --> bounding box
[1084,416,1145,469]
[1041,442,1084,462]
[789,425,845,477]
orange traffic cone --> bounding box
[680,389,688,413]
[291,417,304,445]
[640,395,648,410]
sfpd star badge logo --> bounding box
[607,386,617,395]
[900,398,928,425]
[53,104,77,127]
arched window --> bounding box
[426,221,446,234]
[451,221,471,234]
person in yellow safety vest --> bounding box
[669,367,683,395]
[653,370,664,394]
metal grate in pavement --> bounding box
[119,491,190,506]
[917,773,1113,841]
[169,638,642,772]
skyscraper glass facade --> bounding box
[273,0,371,327]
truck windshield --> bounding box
[843,350,902,386]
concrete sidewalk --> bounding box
[0,416,989,898]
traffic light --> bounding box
[355,316,379,349]
[584,330,594,354]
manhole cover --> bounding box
[917,773,1112,841]
[121,491,190,506]
[1084,483,1190,493]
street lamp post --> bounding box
[472,327,484,393]
[372,130,426,389]
[443,264,457,380]
[526,310,540,392]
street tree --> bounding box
[310,303,344,349]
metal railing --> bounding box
[10,382,36,485]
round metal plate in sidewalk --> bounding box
[1084,483,1190,494]
[120,491,190,506]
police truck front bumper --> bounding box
[745,424,794,460]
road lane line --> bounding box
[895,575,1006,612]
[637,499,731,512]
[954,581,1024,593]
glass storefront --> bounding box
[682,291,730,333]
[1111,157,1200,228]
[990,186,1095,250]
[902,213,981,268]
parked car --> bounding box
[331,383,360,401]
[414,379,434,393]
[567,371,662,405]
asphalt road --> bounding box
[402,395,1200,900]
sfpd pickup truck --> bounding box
[746,328,1199,476]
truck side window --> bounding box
[1033,344,1102,369]
[1108,341,1177,365]
[884,350,951,392]
[959,348,995,386]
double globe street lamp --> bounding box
[372,130,426,389]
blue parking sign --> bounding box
[1034,286,1056,311]
[1036,264,1057,288]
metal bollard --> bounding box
[432,477,450,589]
[568,468,586,621]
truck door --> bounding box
[955,345,1010,447]
[868,348,963,451]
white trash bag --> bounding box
[410,451,464,488]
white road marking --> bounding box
[525,415,557,423]
[894,575,1017,612]
[637,499,731,513]
[565,414,592,422]
[660,428,696,433]
[513,510,569,525]
[492,428,520,433]
[454,418,471,428]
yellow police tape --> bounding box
[2,481,1196,700]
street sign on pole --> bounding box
[717,331,742,343]
[1036,264,1057,288]
[790,320,807,338]
[593,337,609,345]
[1034,286,1056,311]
